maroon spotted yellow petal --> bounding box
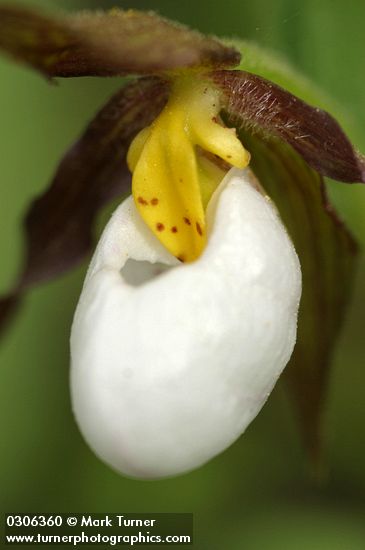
[127,75,249,262]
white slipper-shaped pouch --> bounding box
[70,167,302,479]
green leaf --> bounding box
[0,5,240,78]
[238,129,358,465]
[0,76,170,334]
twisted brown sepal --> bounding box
[0,77,170,335]
[212,70,365,184]
[214,69,363,465]
[213,71,365,471]
[240,130,359,468]
[0,5,240,78]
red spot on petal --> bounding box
[156,222,165,232]
[183,217,191,226]
[151,197,159,205]
[171,226,178,233]
[196,222,203,236]
[137,196,148,205]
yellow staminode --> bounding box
[127,75,250,262]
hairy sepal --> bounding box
[0,6,240,78]
[212,70,365,183]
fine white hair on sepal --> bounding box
[70,167,302,479]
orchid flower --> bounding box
[71,168,301,478]
[0,5,364,478]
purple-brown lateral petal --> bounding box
[0,76,170,334]
[212,70,365,183]
[240,129,358,467]
[0,5,240,78]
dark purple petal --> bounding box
[212,70,365,183]
[0,76,170,334]
[0,6,240,78]
[240,129,358,465]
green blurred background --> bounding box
[1,1,365,548]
